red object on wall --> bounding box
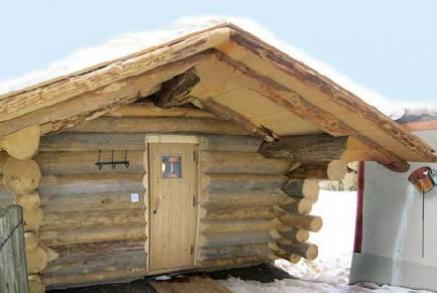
[353,161,364,253]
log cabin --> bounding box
[0,23,435,291]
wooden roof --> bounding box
[0,23,434,166]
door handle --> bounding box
[153,196,160,215]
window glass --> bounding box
[161,156,182,178]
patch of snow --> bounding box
[219,277,432,293]
[276,190,357,285]
[0,16,405,119]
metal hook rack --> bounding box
[95,150,130,170]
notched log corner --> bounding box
[153,68,200,108]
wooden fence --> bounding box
[0,205,29,293]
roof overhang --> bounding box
[0,23,435,168]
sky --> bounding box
[0,0,436,106]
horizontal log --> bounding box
[40,191,145,213]
[287,160,347,181]
[201,151,291,175]
[270,227,309,243]
[199,255,268,268]
[277,198,313,215]
[199,231,274,248]
[201,219,282,234]
[200,135,262,152]
[105,103,219,119]
[269,251,301,264]
[281,179,320,201]
[41,208,145,230]
[43,267,149,286]
[203,189,290,207]
[259,134,348,161]
[278,214,323,232]
[271,242,318,260]
[36,151,145,175]
[50,240,145,265]
[40,133,146,152]
[199,243,270,260]
[39,174,144,195]
[203,206,276,221]
[202,174,287,192]
[67,117,247,135]
[40,224,146,246]
[43,249,146,277]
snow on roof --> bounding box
[0,16,405,119]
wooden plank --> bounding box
[149,276,231,293]
[68,117,247,135]
[106,103,220,119]
[0,205,29,293]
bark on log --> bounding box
[0,125,40,160]
[105,103,219,119]
[40,133,146,152]
[39,224,146,247]
[153,68,200,107]
[201,219,282,234]
[259,134,347,161]
[202,174,287,192]
[200,135,262,152]
[282,179,320,201]
[201,151,291,175]
[199,243,270,260]
[269,251,301,264]
[40,191,144,213]
[279,214,323,232]
[0,151,7,175]
[36,151,145,175]
[201,98,278,142]
[199,231,274,248]
[67,117,247,135]
[203,189,290,207]
[38,174,144,196]
[272,242,318,260]
[270,227,309,243]
[43,267,149,286]
[199,255,268,268]
[277,198,313,215]
[41,208,145,230]
[203,206,276,221]
[3,158,41,194]
[287,160,347,181]
[43,249,146,277]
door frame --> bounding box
[144,135,200,273]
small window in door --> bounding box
[161,156,182,178]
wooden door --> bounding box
[148,143,198,271]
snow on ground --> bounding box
[277,189,358,285]
[0,16,406,119]
[219,277,433,293]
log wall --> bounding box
[0,108,325,288]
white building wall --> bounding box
[350,130,437,291]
